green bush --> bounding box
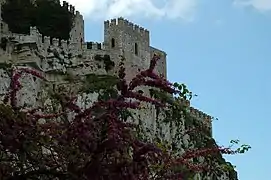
[1,0,74,40]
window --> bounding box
[135,43,138,55]
[111,38,115,48]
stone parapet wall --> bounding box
[0,3,236,177]
[104,17,149,39]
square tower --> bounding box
[104,18,150,64]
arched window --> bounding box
[111,38,115,48]
[135,43,138,55]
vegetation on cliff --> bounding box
[1,0,74,40]
[94,54,115,72]
[0,54,250,179]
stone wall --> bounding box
[103,18,151,82]
[150,46,167,78]
[0,2,234,178]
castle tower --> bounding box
[69,9,84,49]
[56,1,85,50]
[104,18,150,72]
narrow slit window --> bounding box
[135,43,138,55]
[111,38,115,48]
[0,23,3,33]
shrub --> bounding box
[1,0,74,40]
[0,55,249,179]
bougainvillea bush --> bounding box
[0,55,250,180]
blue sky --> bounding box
[66,0,270,179]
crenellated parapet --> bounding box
[39,0,85,46]
[75,10,83,21]
[60,1,83,20]
[189,107,212,134]
[104,17,149,39]
[83,42,104,50]
[28,27,69,51]
[61,0,75,14]
[177,98,212,135]
[189,107,212,121]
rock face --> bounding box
[0,1,237,179]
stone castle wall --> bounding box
[0,1,233,179]
[0,0,212,136]
[0,0,212,147]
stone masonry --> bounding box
[0,1,235,180]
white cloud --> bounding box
[63,0,196,21]
[234,0,271,12]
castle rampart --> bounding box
[178,98,212,135]
[28,27,68,50]
[104,17,149,39]
[81,42,106,60]
[0,0,84,49]
[190,107,212,134]
[103,17,150,52]
[84,42,104,50]
[0,0,213,136]
[62,1,75,13]
[60,0,85,48]
[0,2,238,178]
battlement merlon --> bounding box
[104,17,150,39]
[62,1,69,10]
[75,10,83,19]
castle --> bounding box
[0,1,237,179]
[0,0,209,128]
